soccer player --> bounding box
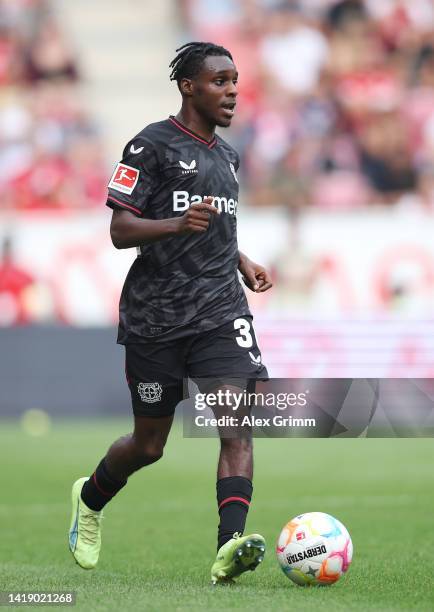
[68,42,272,584]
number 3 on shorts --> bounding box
[234,318,253,348]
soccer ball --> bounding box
[276,512,353,586]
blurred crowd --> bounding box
[2,0,434,325]
[180,0,434,210]
[0,0,107,211]
[4,0,434,213]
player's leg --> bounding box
[80,413,174,511]
[103,414,173,480]
[217,420,253,549]
[69,341,184,569]
[188,317,268,583]
[209,386,265,583]
[68,415,174,569]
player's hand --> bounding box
[239,254,273,293]
[175,196,220,234]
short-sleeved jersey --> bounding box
[106,116,251,343]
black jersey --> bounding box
[106,116,251,343]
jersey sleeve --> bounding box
[106,136,158,216]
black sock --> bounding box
[81,458,127,511]
[216,476,253,551]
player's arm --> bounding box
[110,197,219,249]
[238,250,273,293]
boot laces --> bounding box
[80,509,103,545]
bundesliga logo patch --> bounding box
[109,163,140,195]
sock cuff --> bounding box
[80,458,127,512]
[92,472,112,497]
[216,476,253,510]
[218,496,250,511]
[98,458,127,487]
[91,458,127,499]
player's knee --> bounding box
[133,439,165,466]
[143,447,164,465]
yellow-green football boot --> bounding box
[68,477,103,569]
[211,532,266,584]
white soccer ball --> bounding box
[276,512,353,586]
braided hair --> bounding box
[169,41,233,88]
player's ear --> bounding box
[179,77,194,97]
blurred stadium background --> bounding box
[2,0,434,417]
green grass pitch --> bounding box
[0,420,433,611]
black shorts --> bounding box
[125,316,268,417]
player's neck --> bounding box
[175,108,215,143]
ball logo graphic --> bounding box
[276,512,353,586]
[137,382,163,403]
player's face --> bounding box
[191,55,238,127]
